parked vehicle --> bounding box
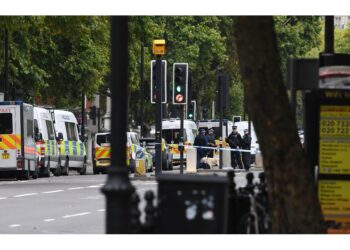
[127,132,153,173]
[92,132,111,174]
[53,110,87,175]
[0,101,38,179]
[161,119,198,164]
[34,107,60,177]
[234,121,260,164]
[140,138,173,171]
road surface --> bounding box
[0,168,261,234]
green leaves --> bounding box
[0,16,110,107]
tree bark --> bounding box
[233,16,326,233]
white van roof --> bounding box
[54,110,78,123]
[162,119,197,129]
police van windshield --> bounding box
[0,113,13,134]
[163,129,187,144]
[96,134,111,146]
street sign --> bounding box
[319,105,350,174]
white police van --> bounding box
[34,107,60,177]
[53,110,87,175]
[0,101,37,179]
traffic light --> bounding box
[187,100,196,120]
[150,60,167,104]
[173,63,188,105]
[90,106,97,125]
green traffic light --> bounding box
[176,85,182,92]
[188,113,193,118]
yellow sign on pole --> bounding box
[319,105,350,174]
[152,39,166,55]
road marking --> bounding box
[9,224,21,228]
[67,187,84,190]
[0,197,8,200]
[14,193,38,198]
[62,212,91,219]
[87,185,100,188]
[42,190,64,194]
[43,218,55,222]
[20,181,28,183]
[97,209,105,212]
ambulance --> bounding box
[0,101,38,179]
[161,119,198,163]
[34,107,60,177]
[53,110,87,175]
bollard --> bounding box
[222,148,231,168]
[185,147,197,173]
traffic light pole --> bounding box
[219,100,223,170]
[155,56,162,175]
[4,29,9,101]
[180,105,184,174]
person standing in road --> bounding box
[206,128,216,158]
[241,129,252,171]
[194,128,209,168]
[226,126,243,169]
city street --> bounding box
[0,167,261,234]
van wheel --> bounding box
[63,159,69,176]
[32,165,39,179]
[168,160,173,171]
[53,159,62,176]
[79,159,87,175]
[18,170,30,180]
[93,160,98,174]
[44,160,51,177]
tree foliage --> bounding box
[0,16,110,108]
[0,16,323,125]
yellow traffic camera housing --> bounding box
[153,40,166,55]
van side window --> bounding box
[65,122,78,141]
[131,134,139,145]
[0,113,13,134]
[27,120,34,139]
[45,120,55,140]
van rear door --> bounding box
[0,105,19,169]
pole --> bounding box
[219,98,223,169]
[288,60,297,114]
[140,44,145,137]
[101,16,133,234]
[180,105,184,174]
[325,16,334,54]
[155,56,163,175]
[4,29,9,101]
[212,101,215,119]
[97,108,101,133]
[81,93,85,138]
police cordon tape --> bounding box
[151,143,253,153]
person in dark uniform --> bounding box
[194,128,209,168]
[206,128,216,158]
[241,129,252,171]
[226,126,243,169]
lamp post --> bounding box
[101,16,134,234]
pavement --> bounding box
[0,163,263,234]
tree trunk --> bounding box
[233,16,326,233]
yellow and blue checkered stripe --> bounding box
[60,140,86,157]
[45,140,58,156]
